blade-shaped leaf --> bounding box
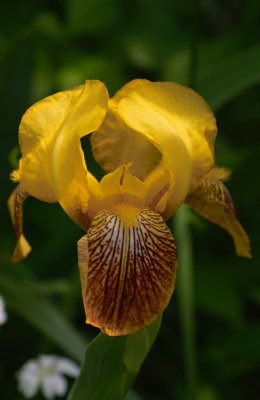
[68,334,127,400]
[68,316,162,399]
[123,316,162,392]
[0,271,87,363]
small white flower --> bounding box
[0,295,7,326]
[16,355,80,399]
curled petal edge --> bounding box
[8,184,31,263]
[185,172,251,258]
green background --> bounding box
[0,0,259,399]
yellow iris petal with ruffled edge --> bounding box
[117,80,217,216]
[19,80,108,228]
[8,79,251,336]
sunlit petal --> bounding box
[7,184,31,263]
[118,81,199,215]
[78,208,178,336]
[99,164,146,211]
[185,169,251,258]
[19,85,86,202]
[119,80,216,190]
[19,80,108,229]
[86,172,102,220]
[144,166,172,214]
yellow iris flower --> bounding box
[8,79,251,336]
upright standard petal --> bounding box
[50,81,108,228]
[78,208,178,336]
[185,169,251,258]
[7,185,31,263]
[118,81,195,216]
[91,79,162,181]
[19,80,108,229]
[19,86,86,202]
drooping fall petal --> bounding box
[185,171,251,258]
[7,185,31,263]
[18,80,108,229]
[77,207,178,336]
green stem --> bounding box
[173,4,199,397]
[174,205,197,400]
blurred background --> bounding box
[0,0,259,399]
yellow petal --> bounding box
[86,172,102,220]
[77,207,178,336]
[99,164,146,211]
[118,81,196,215]
[19,85,85,202]
[206,166,231,181]
[19,80,108,229]
[185,173,251,258]
[144,166,172,214]
[91,79,162,181]
[7,185,32,263]
[11,235,31,264]
[113,79,150,102]
[119,80,216,190]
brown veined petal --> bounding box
[185,171,251,258]
[7,184,31,263]
[19,80,108,229]
[91,79,162,181]
[77,207,178,336]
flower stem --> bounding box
[174,204,197,400]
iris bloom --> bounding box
[8,79,251,336]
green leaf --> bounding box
[68,334,127,400]
[68,317,162,399]
[124,316,162,374]
[197,45,260,110]
[0,271,87,363]
[123,316,162,392]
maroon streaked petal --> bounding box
[185,177,251,258]
[77,208,178,336]
[7,184,31,263]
